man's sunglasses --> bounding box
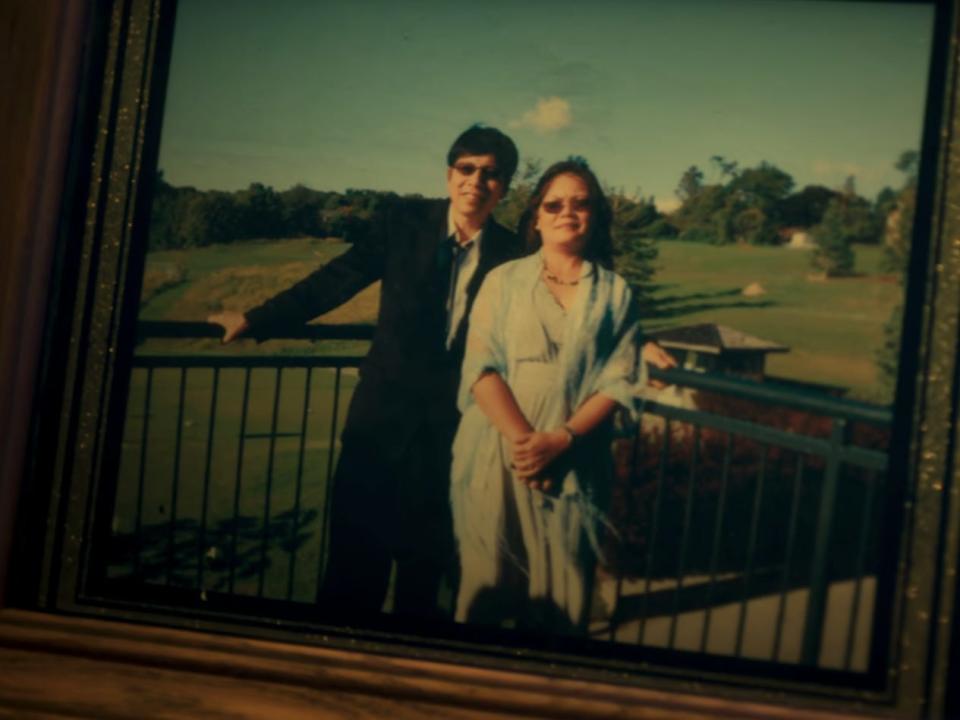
[452,163,502,182]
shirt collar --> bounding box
[447,203,484,249]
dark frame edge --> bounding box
[890,0,960,717]
[0,0,103,606]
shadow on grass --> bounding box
[640,282,678,295]
[107,508,320,593]
[641,287,777,321]
[650,287,742,306]
[644,299,776,322]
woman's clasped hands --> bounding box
[509,428,573,491]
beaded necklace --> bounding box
[542,262,580,286]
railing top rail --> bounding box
[136,320,375,342]
[134,322,891,426]
[133,355,366,369]
[648,366,892,426]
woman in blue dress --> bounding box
[451,159,645,632]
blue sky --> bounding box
[158,0,935,209]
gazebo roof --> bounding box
[646,323,789,355]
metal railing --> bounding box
[107,321,891,671]
[607,367,889,669]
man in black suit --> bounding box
[209,125,522,619]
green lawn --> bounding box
[139,236,374,356]
[645,242,901,403]
[140,236,355,317]
[139,237,902,402]
[112,363,357,601]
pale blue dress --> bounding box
[451,252,644,631]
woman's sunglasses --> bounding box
[540,198,591,214]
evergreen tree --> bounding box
[811,197,856,277]
[492,157,541,232]
[609,191,660,299]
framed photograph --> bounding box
[8,0,960,716]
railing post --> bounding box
[801,417,849,665]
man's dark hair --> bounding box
[447,124,519,190]
[518,158,614,268]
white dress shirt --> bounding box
[445,203,483,348]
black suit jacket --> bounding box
[244,198,522,459]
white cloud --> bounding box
[509,97,572,133]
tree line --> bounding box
[147,171,398,250]
[664,151,917,277]
[146,163,661,298]
[149,150,917,286]
[148,151,917,397]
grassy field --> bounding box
[138,236,902,401]
[140,236,368,320]
[138,237,377,356]
[113,364,358,601]
[645,242,900,403]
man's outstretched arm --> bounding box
[208,204,390,342]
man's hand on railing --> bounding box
[642,341,677,389]
[207,311,249,344]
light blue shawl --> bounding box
[458,252,643,421]
[452,252,645,545]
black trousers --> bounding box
[318,421,457,620]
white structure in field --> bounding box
[786,230,815,249]
[641,323,789,412]
[648,323,789,380]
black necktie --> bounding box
[436,235,458,281]
[437,237,467,340]
[439,235,468,291]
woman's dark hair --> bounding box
[518,158,614,268]
[447,124,519,191]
